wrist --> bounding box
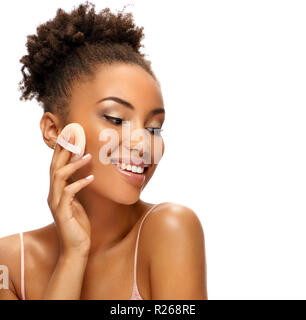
[59,251,90,264]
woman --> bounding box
[0,1,207,300]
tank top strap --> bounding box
[133,203,161,283]
[19,232,26,300]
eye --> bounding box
[103,115,123,126]
[147,128,163,136]
[102,114,163,135]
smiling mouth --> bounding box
[110,158,150,173]
[111,160,149,186]
[112,161,149,174]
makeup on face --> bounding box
[86,94,165,188]
[112,161,146,186]
[96,100,165,136]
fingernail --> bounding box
[85,174,94,180]
[82,153,91,160]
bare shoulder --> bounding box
[0,232,23,298]
[0,225,55,262]
[0,232,20,258]
[143,202,204,238]
[0,224,56,300]
[0,232,23,272]
[142,202,207,300]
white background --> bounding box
[0,0,305,299]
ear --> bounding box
[40,112,62,149]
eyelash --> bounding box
[103,115,163,136]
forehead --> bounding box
[69,63,163,110]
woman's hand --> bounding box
[47,133,94,258]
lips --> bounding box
[112,161,147,186]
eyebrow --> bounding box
[97,96,165,116]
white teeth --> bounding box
[115,162,144,174]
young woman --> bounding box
[0,1,207,300]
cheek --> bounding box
[87,129,119,177]
[89,157,143,205]
[86,125,120,163]
[161,139,165,155]
[151,137,164,164]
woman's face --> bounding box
[65,63,165,204]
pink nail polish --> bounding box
[82,153,91,159]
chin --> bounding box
[91,179,142,205]
[114,194,140,205]
[88,163,156,204]
[111,184,143,204]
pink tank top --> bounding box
[19,203,160,300]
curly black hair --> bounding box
[18,1,157,123]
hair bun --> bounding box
[18,0,155,119]
[72,31,85,44]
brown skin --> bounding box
[0,63,207,300]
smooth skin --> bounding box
[0,63,207,300]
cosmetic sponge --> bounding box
[56,123,86,162]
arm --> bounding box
[42,253,88,300]
[41,132,93,299]
[0,283,19,300]
[0,235,22,300]
[148,204,207,300]
[1,134,93,300]
[0,236,88,300]
[0,274,19,300]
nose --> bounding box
[121,125,152,162]
[124,137,145,158]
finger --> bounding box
[52,153,92,209]
[50,137,62,174]
[49,135,67,212]
[49,132,75,212]
[55,153,92,182]
[52,133,76,172]
[55,175,94,221]
[50,132,73,173]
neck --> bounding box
[73,188,145,253]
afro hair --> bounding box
[18,1,156,122]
